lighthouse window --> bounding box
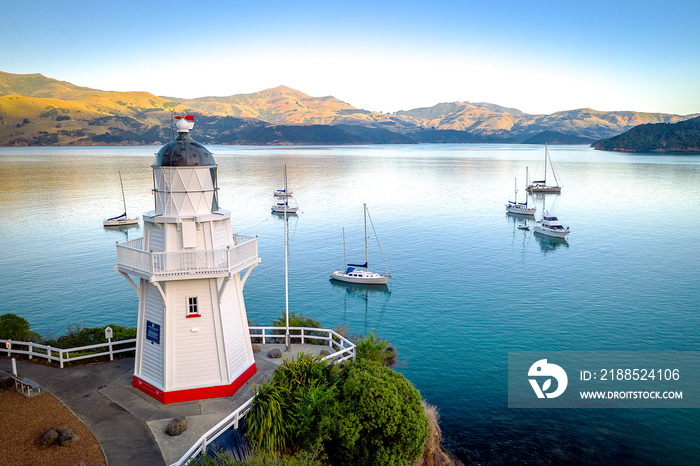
[187,297,200,317]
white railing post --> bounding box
[59,350,64,368]
[108,338,114,361]
[28,342,33,360]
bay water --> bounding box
[1,144,699,464]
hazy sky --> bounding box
[3,0,699,115]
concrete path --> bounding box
[1,344,329,465]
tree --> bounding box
[0,313,43,342]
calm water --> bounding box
[1,144,699,464]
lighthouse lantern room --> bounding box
[115,115,260,403]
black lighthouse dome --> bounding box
[154,116,216,167]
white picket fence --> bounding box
[1,338,137,368]
[1,326,355,368]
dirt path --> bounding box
[0,388,106,466]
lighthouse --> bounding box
[115,115,260,404]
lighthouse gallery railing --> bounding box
[115,234,258,281]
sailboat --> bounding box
[103,171,139,227]
[330,204,391,285]
[506,177,536,215]
[526,144,562,193]
[271,165,298,214]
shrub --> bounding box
[355,332,398,367]
[247,353,339,454]
[245,353,427,466]
[0,313,43,342]
[193,448,325,465]
[328,359,428,466]
[270,312,326,345]
[44,325,136,348]
[245,382,290,454]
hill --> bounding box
[0,71,697,146]
[522,130,596,144]
[0,71,110,100]
[592,116,700,153]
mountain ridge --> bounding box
[0,71,696,146]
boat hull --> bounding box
[271,207,298,214]
[330,271,389,285]
[506,205,536,215]
[526,186,561,193]
[533,225,568,238]
[103,218,139,227]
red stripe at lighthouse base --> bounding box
[133,362,257,404]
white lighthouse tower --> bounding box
[115,116,260,404]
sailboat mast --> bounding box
[544,143,548,185]
[342,227,347,269]
[526,166,529,187]
[284,164,288,193]
[119,171,127,215]
[363,203,368,269]
[514,177,517,203]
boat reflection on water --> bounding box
[534,233,569,253]
[104,223,140,241]
[330,280,391,332]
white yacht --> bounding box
[330,204,390,285]
[534,211,570,238]
[273,188,293,197]
[104,171,139,227]
[271,199,298,214]
[506,177,536,215]
[527,144,562,193]
[271,165,298,214]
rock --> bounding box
[252,344,261,353]
[267,348,282,359]
[319,349,332,357]
[166,416,188,436]
[40,429,60,446]
[56,427,79,446]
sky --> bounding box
[2,0,699,115]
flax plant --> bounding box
[245,382,290,453]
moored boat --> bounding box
[527,144,562,193]
[533,211,569,238]
[506,177,536,215]
[271,165,298,214]
[104,171,139,227]
[273,188,293,197]
[330,204,390,285]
